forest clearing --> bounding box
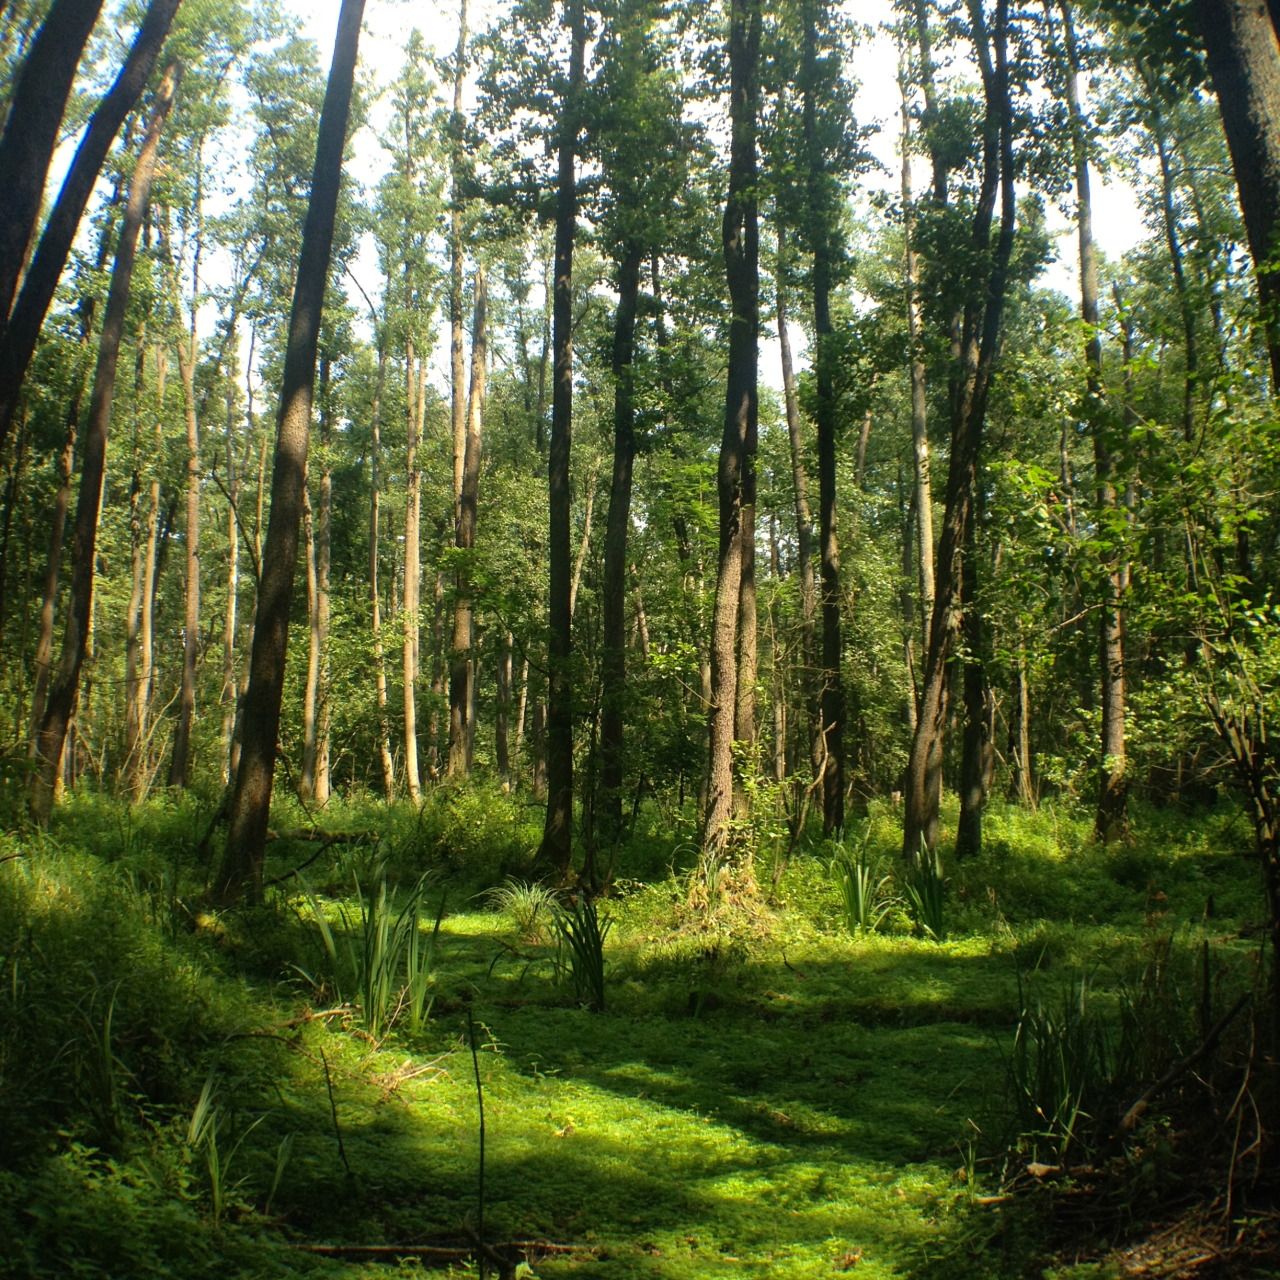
[3,0,1280,1273]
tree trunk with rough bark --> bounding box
[703,0,760,853]
[368,344,395,799]
[169,320,201,788]
[538,0,585,879]
[213,2,363,902]
[599,243,642,845]
[449,267,486,777]
[902,0,1014,860]
[30,65,179,825]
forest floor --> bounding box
[2,790,1278,1278]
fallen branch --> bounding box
[295,1240,588,1261]
[267,827,378,843]
[1120,991,1251,1132]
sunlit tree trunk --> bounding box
[368,344,395,799]
[703,0,760,853]
[169,317,201,788]
[449,0,468,509]
[403,339,423,801]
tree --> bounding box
[703,0,761,854]
[213,0,364,903]
[31,64,181,826]
[538,0,587,878]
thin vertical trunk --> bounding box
[215,2,363,902]
[300,474,320,798]
[703,0,760,853]
[569,460,597,620]
[169,318,201,788]
[137,349,166,776]
[123,338,147,790]
[315,351,332,802]
[1057,0,1127,839]
[775,225,819,776]
[449,0,468,508]
[449,266,486,777]
[903,0,1015,860]
[369,344,395,799]
[803,4,842,834]
[538,0,585,878]
[220,378,239,785]
[600,243,643,846]
[30,65,179,826]
[901,73,936,654]
[496,631,512,782]
[403,339,422,800]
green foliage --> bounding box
[551,894,613,1012]
[903,843,948,942]
[486,878,558,942]
[297,865,442,1039]
[830,824,898,935]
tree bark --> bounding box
[213,1,363,902]
[402,339,423,801]
[220,377,239,785]
[30,64,179,826]
[775,227,820,777]
[600,243,643,845]
[1056,0,1127,839]
[449,266,486,777]
[168,314,202,788]
[538,0,585,879]
[902,0,1015,860]
[369,343,395,799]
[0,0,181,455]
[300,473,320,798]
[0,0,104,338]
[803,3,843,834]
[702,0,760,853]
[450,0,468,510]
[1194,0,1280,390]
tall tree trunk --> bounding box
[0,0,181,455]
[369,344,395,799]
[902,0,1014,860]
[900,72,936,664]
[775,226,819,777]
[220,377,239,785]
[402,339,423,800]
[449,266,486,777]
[449,0,468,509]
[599,243,643,846]
[0,0,104,339]
[169,318,201,788]
[1056,0,1127,839]
[538,0,585,878]
[803,3,843,833]
[496,630,512,783]
[300,474,320,798]
[703,0,760,853]
[213,2,363,903]
[314,352,332,802]
[123,339,147,790]
[1193,0,1280,390]
[30,65,178,826]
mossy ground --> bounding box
[0,791,1270,1277]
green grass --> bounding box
[0,793,1268,1278]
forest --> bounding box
[2,0,1280,1274]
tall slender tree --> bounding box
[213,0,364,902]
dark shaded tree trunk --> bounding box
[803,3,842,833]
[538,0,585,879]
[213,0,363,902]
[449,266,486,777]
[1194,0,1280,390]
[0,0,104,339]
[0,0,181,456]
[702,0,760,853]
[449,0,468,508]
[368,344,395,799]
[30,65,179,825]
[903,0,1014,860]
[775,226,819,777]
[599,243,643,846]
